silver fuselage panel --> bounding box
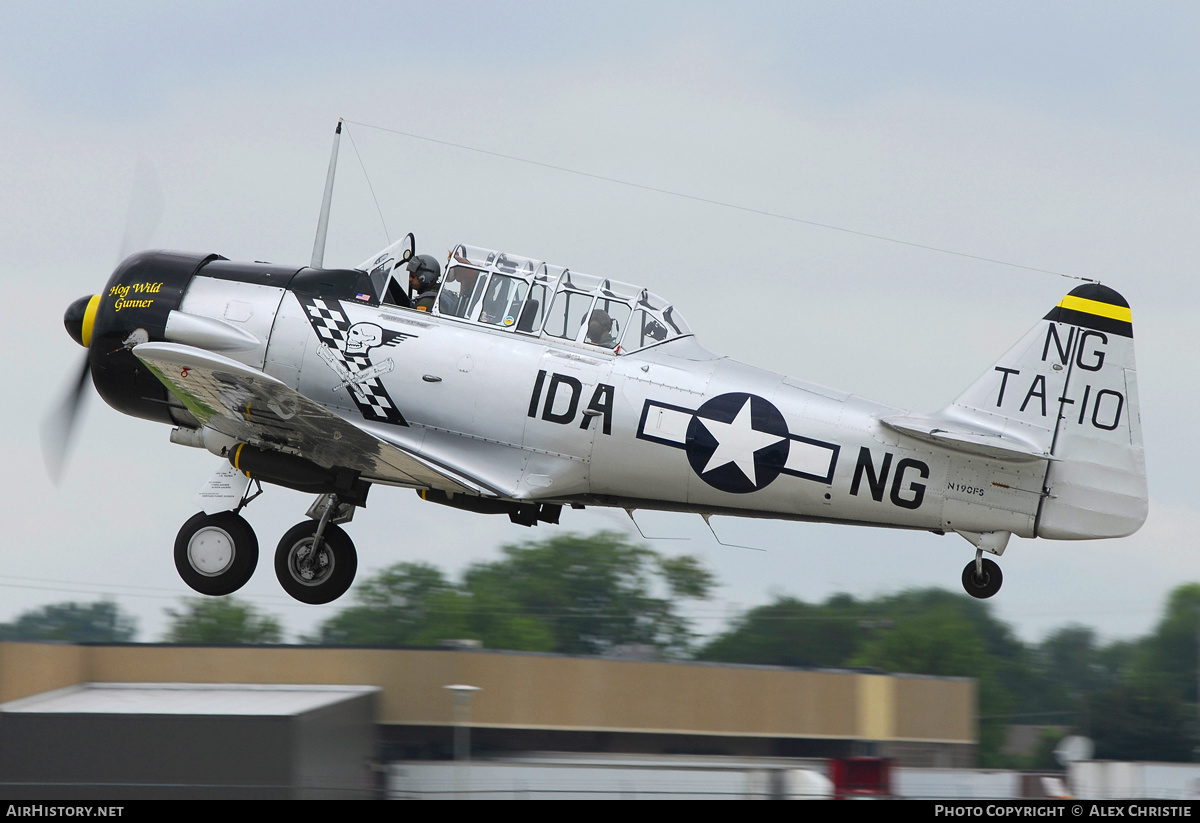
[250,287,1042,538]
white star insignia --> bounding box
[698,397,786,487]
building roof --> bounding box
[0,682,378,716]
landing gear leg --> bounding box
[174,511,259,596]
[275,494,358,605]
[961,550,1003,599]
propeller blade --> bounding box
[41,355,91,484]
[116,157,164,264]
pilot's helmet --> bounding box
[588,308,613,332]
[407,254,442,290]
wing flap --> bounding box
[133,342,495,495]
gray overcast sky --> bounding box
[4,2,1198,644]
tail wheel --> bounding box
[274,520,357,605]
[961,557,1003,599]
[174,511,259,596]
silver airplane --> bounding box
[52,133,1148,606]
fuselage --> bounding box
[314,300,1042,538]
[86,248,1047,542]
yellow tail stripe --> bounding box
[1058,294,1132,323]
[81,294,101,348]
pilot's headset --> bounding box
[407,254,442,291]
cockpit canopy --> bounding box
[431,244,691,352]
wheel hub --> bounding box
[187,527,235,576]
[290,539,332,585]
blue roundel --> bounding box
[685,393,790,494]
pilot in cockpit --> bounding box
[407,255,442,312]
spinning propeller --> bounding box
[41,160,163,483]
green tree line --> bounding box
[2,532,1196,764]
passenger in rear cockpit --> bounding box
[586,309,618,348]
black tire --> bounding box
[961,557,1003,599]
[274,520,357,605]
[174,511,259,596]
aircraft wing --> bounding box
[132,342,495,495]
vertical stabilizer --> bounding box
[937,284,1147,539]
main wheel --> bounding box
[174,511,259,596]
[961,557,1003,599]
[274,520,357,605]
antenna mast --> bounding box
[310,119,343,269]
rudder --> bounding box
[1035,284,1147,538]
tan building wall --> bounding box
[0,642,974,745]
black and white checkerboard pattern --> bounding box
[298,295,407,425]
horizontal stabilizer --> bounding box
[880,414,1053,461]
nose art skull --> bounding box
[345,322,383,354]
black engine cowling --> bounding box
[87,251,222,425]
